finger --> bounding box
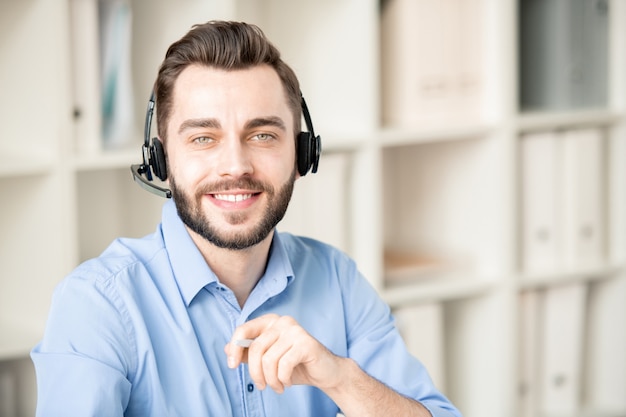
[246,330,280,390]
[225,340,253,368]
[227,314,280,368]
[259,338,293,393]
[251,318,303,393]
[276,345,301,388]
[224,340,243,369]
[275,325,323,389]
[245,316,296,391]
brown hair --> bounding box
[154,20,301,140]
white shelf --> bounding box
[378,123,497,148]
[518,263,625,291]
[577,412,626,417]
[517,109,622,133]
[383,275,496,308]
[72,146,141,171]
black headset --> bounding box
[131,90,321,199]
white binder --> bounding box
[560,128,604,268]
[381,0,483,128]
[519,291,540,417]
[539,282,587,416]
[521,131,561,273]
[394,302,446,392]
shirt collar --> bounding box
[161,200,218,306]
[161,200,295,307]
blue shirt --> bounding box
[32,200,461,417]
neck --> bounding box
[188,229,274,308]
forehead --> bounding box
[170,64,292,122]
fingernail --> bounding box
[228,356,236,369]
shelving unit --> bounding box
[0,0,624,416]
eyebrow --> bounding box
[178,118,221,135]
[177,116,287,135]
[244,116,287,132]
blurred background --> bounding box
[0,0,625,416]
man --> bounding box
[32,21,461,417]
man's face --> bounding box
[165,64,297,250]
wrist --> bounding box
[321,356,361,397]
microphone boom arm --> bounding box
[130,164,172,199]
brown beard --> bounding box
[170,170,296,250]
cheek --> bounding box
[166,149,208,185]
[265,152,296,182]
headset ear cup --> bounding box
[150,138,168,181]
[310,134,321,173]
[297,132,312,176]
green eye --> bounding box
[194,136,212,144]
[253,133,274,141]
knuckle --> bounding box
[261,353,275,369]
[266,313,281,323]
[277,315,297,327]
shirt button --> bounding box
[247,383,254,393]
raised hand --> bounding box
[224,314,343,393]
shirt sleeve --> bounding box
[31,267,134,417]
[338,256,462,417]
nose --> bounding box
[215,137,253,178]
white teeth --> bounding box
[214,194,253,202]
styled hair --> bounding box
[154,20,301,140]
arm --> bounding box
[31,273,132,417]
[225,314,432,417]
[324,356,432,417]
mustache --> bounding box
[196,177,273,195]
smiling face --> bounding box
[165,64,298,250]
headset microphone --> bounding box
[130,89,321,198]
[130,163,172,198]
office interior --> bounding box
[0,0,624,416]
